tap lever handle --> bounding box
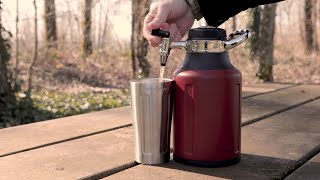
[151,29,170,38]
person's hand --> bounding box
[143,0,195,47]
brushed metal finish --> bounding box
[157,28,251,55]
[159,37,171,66]
[130,78,173,165]
[225,29,251,51]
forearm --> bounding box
[188,0,284,26]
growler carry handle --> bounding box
[151,28,251,53]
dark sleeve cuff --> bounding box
[246,0,284,7]
[185,0,203,20]
[197,0,284,27]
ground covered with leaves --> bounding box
[1,89,129,128]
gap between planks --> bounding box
[80,97,320,180]
[0,84,297,159]
[242,96,320,127]
[277,144,320,180]
[242,83,301,99]
[0,124,132,158]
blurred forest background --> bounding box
[0,0,319,128]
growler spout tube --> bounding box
[171,42,187,49]
[160,41,187,66]
[159,38,171,66]
[160,55,168,66]
[151,29,172,66]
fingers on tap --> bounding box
[169,23,178,40]
[174,31,182,41]
[148,3,171,29]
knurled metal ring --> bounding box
[186,40,225,53]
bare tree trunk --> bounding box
[313,0,319,51]
[92,3,96,49]
[299,1,306,42]
[257,4,277,82]
[28,0,38,92]
[14,0,19,85]
[131,0,150,78]
[248,7,261,58]
[97,3,102,49]
[101,3,110,49]
[82,0,93,57]
[232,15,237,32]
[0,1,11,95]
[44,0,57,48]
[75,2,82,47]
[305,0,314,52]
[0,0,16,127]
[66,1,74,44]
[101,13,108,49]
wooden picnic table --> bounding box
[0,83,319,180]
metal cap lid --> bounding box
[188,27,227,40]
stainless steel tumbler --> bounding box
[130,78,173,165]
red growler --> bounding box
[152,27,250,167]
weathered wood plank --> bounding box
[1,96,319,179]
[107,99,320,180]
[0,83,292,157]
[0,127,135,180]
[0,107,131,157]
[243,82,294,90]
[242,83,295,98]
[242,85,320,124]
[286,153,320,180]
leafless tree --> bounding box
[97,2,102,49]
[44,0,57,48]
[312,0,319,51]
[82,0,93,57]
[232,16,237,32]
[92,2,96,49]
[0,0,16,127]
[131,0,150,78]
[305,0,314,51]
[0,1,11,95]
[256,4,277,82]
[28,0,38,92]
[100,1,110,49]
[66,0,74,44]
[248,7,261,58]
[14,0,19,85]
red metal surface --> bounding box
[173,69,241,162]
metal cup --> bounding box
[130,78,173,165]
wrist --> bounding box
[184,0,203,20]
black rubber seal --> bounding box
[173,154,241,168]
